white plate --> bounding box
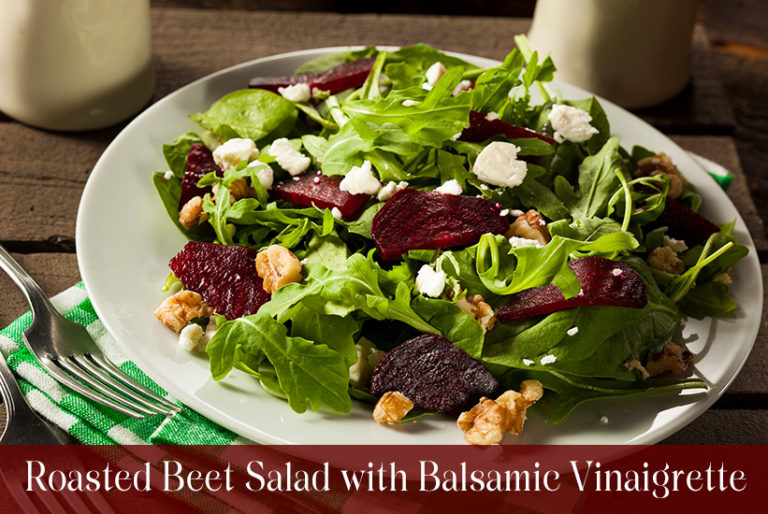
[76,47,763,444]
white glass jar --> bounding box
[0,0,154,131]
[528,0,697,109]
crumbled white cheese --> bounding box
[547,104,599,143]
[479,184,489,191]
[509,208,524,217]
[270,138,311,176]
[339,160,381,195]
[277,83,311,103]
[452,79,473,96]
[450,132,462,141]
[522,358,534,366]
[600,415,609,425]
[402,99,421,107]
[178,323,204,352]
[499,209,509,217]
[540,354,557,365]
[331,207,343,219]
[434,179,463,195]
[486,111,500,121]
[348,339,385,388]
[472,141,528,187]
[611,268,623,277]
[163,170,174,180]
[212,138,258,171]
[377,180,408,201]
[663,235,688,253]
[566,326,579,336]
[415,264,446,298]
[246,160,274,190]
[422,83,433,91]
[425,61,447,85]
[508,236,544,248]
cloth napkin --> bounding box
[0,283,249,445]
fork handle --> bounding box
[0,244,58,320]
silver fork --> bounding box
[0,245,180,419]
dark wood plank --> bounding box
[660,409,768,444]
[0,253,80,327]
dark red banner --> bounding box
[0,445,764,513]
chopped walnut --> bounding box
[635,152,687,200]
[455,294,496,332]
[373,391,414,425]
[623,359,650,380]
[228,178,257,201]
[154,290,213,332]
[506,209,551,246]
[255,245,303,294]
[648,246,685,275]
[457,380,543,445]
[178,196,208,230]
[646,342,693,377]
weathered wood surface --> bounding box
[1,8,766,444]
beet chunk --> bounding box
[179,143,222,209]
[371,188,510,260]
[370,334,501,413]
[169,241,270,320]
[654,199,720,246]
[249,57,376,95]
[460,111,555,145]
[273,172,369,218]
[497,256,647,323]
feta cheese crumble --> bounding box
[508,236,543,248]
[212,138,258,171]
[402,99,421,107]
[277,83,311,103]
[377,180,408,201]
[452,79,472,96]
[472,141,527,187]
[522,358,534,366]
[339,160,381,195]
[349,338,386,388]
[163,170,174,180]
[663,235,688,253]
[566,326,579,336]
[611,268,623,276]
[269,138,311,176]
[600,415,609,425]
[425,61,447,85]
[246,160,274,190]
[547,104,599,143]
[434,179,463,195]
[540,354,557,365]
[331,207,342,219]
[415,264,446,298]
[486,111,500,121]
[509,209,524,217]
[178,323,204,352]
[499,208,509,217]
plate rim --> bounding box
[76,46,763,445]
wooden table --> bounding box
[1,9,766,443]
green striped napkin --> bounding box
[0,283,252,445]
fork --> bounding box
[0,245,180,419]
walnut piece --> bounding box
[455,294,496,332]
[635,152,687,200]
[457,380,543,445]
[506,209,551,246]
[154,290,213,332]
[255,245,303,294]
[373,391,414,425]
[178,196,208,230]
[623,359,650,380]
[648,246,685,275]
[228,178,257,201]
[646,342,693,377]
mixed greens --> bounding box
[153,39,746,425]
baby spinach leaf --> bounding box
[191,89,297,141]
[411,296,485,358]
[162,132,202,177]
[152,172,214,241]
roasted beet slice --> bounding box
[370,334,501,413]
[178,143,222,208]
[249,57,376,95]
[371,188,509,260]
[497,256,647,323]
[460,110,555,145]
[654,199,720,246]
[273,171,369,218]
[169,241,270,320]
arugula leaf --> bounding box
[207,313,351,413]
[191,89,297,141]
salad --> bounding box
[151,38,747,445]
